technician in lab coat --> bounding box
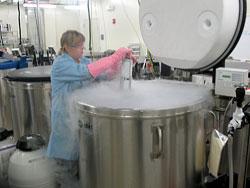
[47,30,134,187]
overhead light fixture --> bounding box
[64,5,82,10]
[23,3,56,9]
[13,0,22,3]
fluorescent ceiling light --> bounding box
[13,0,22,3]
[23,3,56,9]
[64,5,81,10]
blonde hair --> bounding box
[59,30,85,54]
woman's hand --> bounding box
[116,48,137,64]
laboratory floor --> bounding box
[0,179,10,188]
[204,174,250,188]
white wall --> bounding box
[248,0,250,15]
[42,0,145,54]
[97,0,144,51]
[44,7,81,52]
[21,0,144,54]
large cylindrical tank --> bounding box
[0,69,14,130]
[5,66,51,143]
[75,80,211,188]
[0,57,28,131]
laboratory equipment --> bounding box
[5,66,51,143]
[215,67,248,97]
[0,57,28,130]
[76,0,248,187]
[0,69,14,130]
[77,80,211,188]
[8,134,55,188]
[225,58,250,72]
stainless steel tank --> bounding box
[0,69,15,131]
[5,66,51,143]
[76,80,211,188]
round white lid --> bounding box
[139,0,246,70]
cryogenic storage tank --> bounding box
[76,80,212,188]
[5,66,51,143]
[0,69,14,131]
[0,58,28,130]
[8,134,55,188]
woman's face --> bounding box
[65,42,85,62]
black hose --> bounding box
[87,0,93,61]
[228,135,234,188]
[17,1,22,46]
[34,4,42,54]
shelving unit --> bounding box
[0,23,17,48]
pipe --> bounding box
[17,1,22,46]
[35,0,42,54]
[228,134,234,188]
[87,0,93,61]
[0,24,4,47]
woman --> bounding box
[47,30,135,187]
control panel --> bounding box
[215,67,248,97]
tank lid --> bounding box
[139,0,246,71]
[16,134,45,151]
[6,65,51,82]
[0,128,13,141]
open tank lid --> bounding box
[139,0,246,71]
[6,65,51,82]
[16,134,45,151]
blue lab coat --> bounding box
[47,53,93,160]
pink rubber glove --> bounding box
[105,60,122,79]
[87,48,133,78]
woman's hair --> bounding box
[59,30,85,54]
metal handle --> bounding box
[151,126,163,159]
[78,120,92,129]
[208,110,218,129]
